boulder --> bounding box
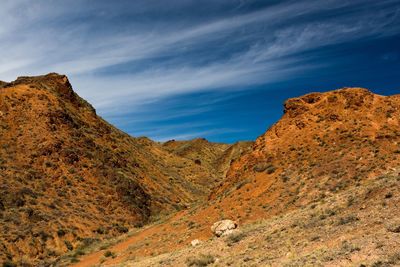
[211,220,237,237]
[191,239,201,247]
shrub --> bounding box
[2,261,17,267]
[253,163,269,172]
[235,178,250,190]
[225,232,246,246]
[57,229,66,237]
[73,248,85,257]
[253,163,277,174]
[266,165,277,174]
[64,240,73,251]
[104,250,116,258]
[186,254,215,266]
[337,215,359,225]
[70,257,80,263]
[95,227,106,234]
[187,221,196,229]
[115,225,129,233]
[385,221,400,233]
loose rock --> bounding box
[211,220,238,237]
[191,239,201,247]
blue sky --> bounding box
[0,0,399,143]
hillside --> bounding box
[163,139,253,180]
[69,87,400,267]
[122,168,400,266]
[0,74,248,266]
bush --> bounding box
[2,261,17,267]
[104,250,116,258]
[64,240,73,251]
[186,254,215,266]
[115,224,129,233]
[253,163,268,172]
[95,227,106,234]
[73,248,85,257]
[266,165,277,174]
[225,231,246,246]
[57,229,66,237]
[253,163,276,174]
[337,215,359,225]
[70,257,80,263]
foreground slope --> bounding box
[127,169,400,266]
[0,74,246,266]
[72,88,400,266]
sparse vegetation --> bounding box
[104,250,116,258]
[186,254,215,267]
[337,215,359,225]
[225,231,246,246]
[2,261,17,267]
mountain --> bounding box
[68,87,400,267]
[0,73,250,266]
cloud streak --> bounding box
[0,0,399,140]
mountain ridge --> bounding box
[0,73,250,266]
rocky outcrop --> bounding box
[211,220,238,237]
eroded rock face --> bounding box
[211,220,237,237]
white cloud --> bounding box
[0,0,399,140]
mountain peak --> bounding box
[3,73,96,114]
[283,87,375,117]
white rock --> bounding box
[211,219,238,237]
[191,239,201,247]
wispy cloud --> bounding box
[0,0,399,140]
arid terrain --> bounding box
[1,74,399,267]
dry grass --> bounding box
[110,171,400,267]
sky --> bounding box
[0,0,400,143]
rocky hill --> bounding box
[0,74,249,266]
[68,87,400,267]
[214,88,400,202]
